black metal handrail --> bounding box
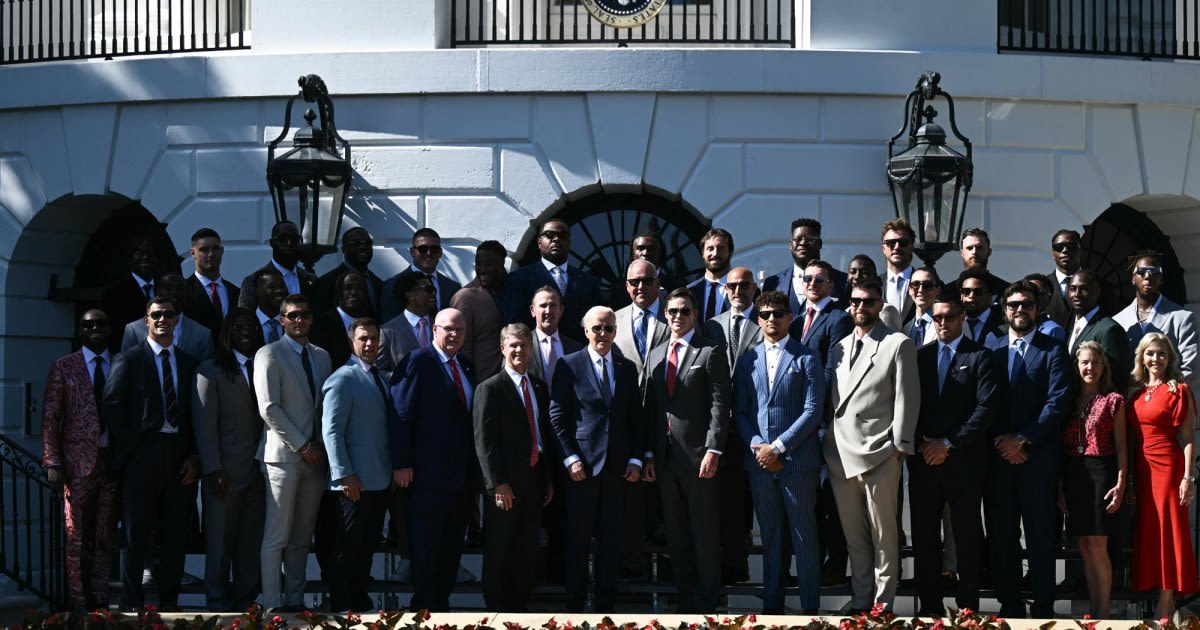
[998,0,1199,60]
[451,0,793,47]
[0,433,66,611]
[0,0,249,65]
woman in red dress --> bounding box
[1128,332,1197,619]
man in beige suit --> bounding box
[254,294,334,612]
[824,276,919,612]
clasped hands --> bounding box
[992,433,1029,464]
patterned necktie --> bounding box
[666,340,680,397]
[729,314,742,366]
[267,319,282,343]
[300,346,316,403]
[159,349,178,428]
[634,310,649,359]
[706,281,718,321]
[209,281,223,320]
[913,317,928,346]
[802,307,816,340]
[598,357,612,404]
[416,318,431,348]
[937,345,952,393]
[520,376,539,467]
[446,358,467,405]
[552,267,567,296]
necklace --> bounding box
[1076,394,1099,454]
[1145,383,1163,402]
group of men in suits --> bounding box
[41,210,1200,618]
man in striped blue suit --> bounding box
[733,290,825,615]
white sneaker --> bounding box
[387,558,411,582]
[455,565,477,584]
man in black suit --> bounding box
[103,297,200,611]
[184,228,240,338]
[763,218,850,314]
[505,218,603,343]
[903,267,942,348]
[381,228,463,322]
[239,221,315,313]
[312,227,385,318]
[102,236,162,341]
[687,228,735,322]
[473,323,554,612]
[1046,229,1083,329]
[1067,270,1131,391]
[549,306,644,612]
[909,294,998,616]
[943,228,1008,308]
[643,288,730,613]
[959,267,1004,342]
[311,271,373,369]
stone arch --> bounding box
[1096,194,1200,310]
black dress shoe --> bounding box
[801,609,819,615]
[157,605,183,613]
[762,608,785,615]
[998,604,1027,619]
[820,567,849,586]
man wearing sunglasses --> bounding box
[642,288,730,613]
[764,218,849,315]
[825,277,919,612]
[103,297,201,611]
[958,268,1005,344]
[983,281,1071,619]
[549,306,644,612]
[254,294,334,613]
[121,272,213,362]
[238,221,315,314]
[378,272,438,377]
[1112,250,1198,380]
[792,260,852,366]
[381,228,462,323]
[878,219,918,325]
[732,290,824,615]
[1045,229,1084,329]
[903,267,942,348]
[506,219,603,344]
[312,227,385,319]
[613,259,669,383]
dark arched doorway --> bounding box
[518,192,712,304]
[1082,203,1186,314]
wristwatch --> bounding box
[1015,434,1029,447]
[771,445,783,456]
[941,438,954,450]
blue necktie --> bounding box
[912,318,927,346]
[634,310,649,359]
[1008,338,1027,383]
[937,345,952,393]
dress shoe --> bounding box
[998,604,1027,619]
[721,568,750,585]
[157,605,183,613]
[179,571,203,587]
[801,609,819,615]
[940,570,959,590]
[1029,605,1056,619]
[762,607,785,615]
[820,567,849,586]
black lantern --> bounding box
[266,74,352,272]
[885,71,973,267]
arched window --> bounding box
[1082,203,1186,313]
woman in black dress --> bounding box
[1058,341,1128,618]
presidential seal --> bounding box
[580,0,668,28]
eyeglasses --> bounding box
[959,287,986,296]
[589,324,616,333]
[848,297,880,307]
[801,274,829,284]
[539,230,569,241]
[344,239,374,248]
[1134,266,1163,278]
[413,245,442,255]
[147,310,178,321]
[910,281,938,291]
[666,307,692,317]
[436,325,464,334]
[883,238,912,249]
[282,310,313,321]
[1052,241,1080,253]
[1005,300,1035,311]
[725,282,754,291]
[757,309,790,320]
[931,314,961,324]
[791,236,819,245]
[626,277,658,287]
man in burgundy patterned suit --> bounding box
[42,309,118,611]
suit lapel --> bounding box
[752,343,769,400]
[768,343,795,405]
[584,352,610,408]
[837,331,881,410]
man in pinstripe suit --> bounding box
[733,290,825,615]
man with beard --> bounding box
[311,271,373,369]
[983,280,1071,618]
[943,228,1008,307]
[42,309,118,612]
[825,277,919,612]
[193,307,266,611]
[764,218,849,314]
[878,219,917,325]
[451,240,510,382]
[1045,229,1083,329]
[1111,249,1198,380]
[122,272,213,362]
[184,228,241,338]
[958,268,1005,344]
[687,228,735,322]
[1067,270,1131,391]
[239,221,315,312]
[312,227,385,318]
[381,228,463,322]
[505,219,602,343]
[1023,273,1068,344]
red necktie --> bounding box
[802,306,816,339]
[209,282,223,320]
[666,340,680,397]
[520,376,539,467]
[446,358,466,405]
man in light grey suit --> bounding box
[254,293,334,612]
[1111,249,1198,381]
[703,266,762,584]
[122,273,213,362]
[322,317,392,613]
[824,276,919,612]
[613,259,669,382]
[192,307,265,611]
[378,272,436,376]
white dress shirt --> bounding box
[146,337,179,434]
[761,334,791,454]
[408,264,445,307]
[257,308,281,342]
[886,266,914,313]
[196,272,229,317]
[433,344,473,409]
[506,367,543,453]
[234,350,253,387]
[562,347,642,471]
[633,298,662,347]
[336,307,355,338]
[537,328,563,376]
[1070,305,1101,348]
[131,272,155,298]
[404,309,431,343]
[541,258,569,295]
[1054,268,1071,298]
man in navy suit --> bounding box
[984,280,1072,618]
[733,290,825,614]
[791,259,852,365]
[909,295,998,616]
[505,218,603,343]
[763,218,850,314]
[959,267,1005,343]
[549,306,644,612]
[687,228,735,322]
[103,296,200,611]
[391,308,475,612]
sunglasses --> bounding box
[147,310,178,321]
[589,324,616,333]
[801,274,829,284]
[1005,300,1035,311]
[883,238,912,249]
[931,314,961,324]
[726,282,754,291]
[848,297,880,307]
[282,310,313,321]
[1052,241,1080,253]
[539,230,569,240]
[626,277,658,287]
[666,307,692,317]
[910,281,938,291]
[1134,266,1163,278]
[959,287,986,296]
[758,309,790,320]
[413,245,442,255]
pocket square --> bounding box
[958,366,967,371]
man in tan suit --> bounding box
[254,294,334,612]
[824,276,919,612]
